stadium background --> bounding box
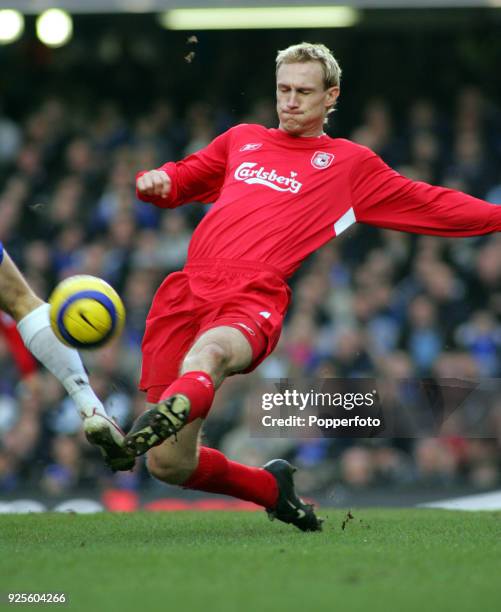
[0,2,500,510]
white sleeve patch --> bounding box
[333,207,356,236]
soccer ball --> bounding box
[49,275,125,349]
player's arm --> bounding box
[136,129,230,208]
[350,149,501,236]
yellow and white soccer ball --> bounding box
[49,275,126,349]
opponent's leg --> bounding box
[0,246,133,471]
[0,245,43,320]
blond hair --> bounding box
[276,42,342,89]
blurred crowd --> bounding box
[0,72,501,498]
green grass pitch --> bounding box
[1,509,500,611]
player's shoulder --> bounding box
[226,123,267,137]
[221,123,269,150]
[328,137,376,159]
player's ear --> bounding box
[325,86,340,109]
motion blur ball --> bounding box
[49,275,125,349]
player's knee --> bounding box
[183,341,230,374]
[146,451,198,485]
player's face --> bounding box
[276,61,339,137]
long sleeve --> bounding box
[136,128,231,209]
[350,148,501,236]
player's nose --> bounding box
[286,92,299,108]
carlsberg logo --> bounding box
[234,162,303,194]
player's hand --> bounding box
[137,169,172,198]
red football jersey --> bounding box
[137,124,501,278]
[0,312,37,377]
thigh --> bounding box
[140,314,198,395]
[140,272,200,394]
[0,249,41,319]
[196,275,289,375]
[197,308,283,376]
[184,325,254,374]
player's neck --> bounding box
[278,124,325,138]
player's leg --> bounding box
[147,426,322,532]
[145,404,322,531]
[125,325,251,455]
[130,323,322,530]
[0,244,133,471]
[180,325,254,387]
[145,409,203,485]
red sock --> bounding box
[160,371,215,423]
[183,447,279,509]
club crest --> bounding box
[311,151,335,170]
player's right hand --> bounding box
[136,169,172,198]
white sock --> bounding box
[17,303,107,419]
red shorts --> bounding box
[139,259,291,402]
